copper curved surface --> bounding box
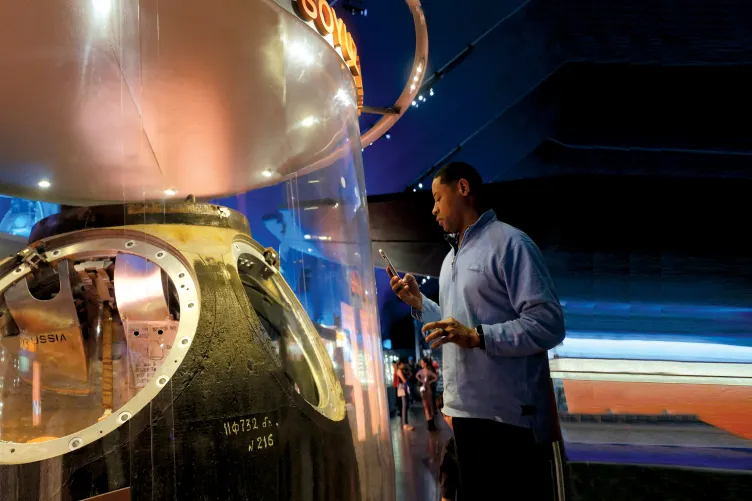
[0,0,360,205]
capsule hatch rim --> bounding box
[0,229,199,465]
[232,236,346,422]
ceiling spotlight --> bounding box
[416,65,423,74]
[261,169,273,178]
[418,183,423,189]
[385,134,391,140]
[410,84,416,91]
[304,234,311,240]
[413,75,419,82]
[419,95,424,101]
[300,116,316,127]
[37,179,51,189]
[412,101,417,107]
[163,189,178,196]
[430,88,435,96]
[413,188,417,192]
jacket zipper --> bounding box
[449,211,492,282]
[451,235,462,282]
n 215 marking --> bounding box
[248,433,275,453]
[223,415,274,436]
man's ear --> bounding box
[458,179,470,196]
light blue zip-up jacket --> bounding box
[414,210,565,442]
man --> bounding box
[407,355,419,403]
[390,162,565,500]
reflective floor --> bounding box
[389,402,752,501]
[390,404,452,501]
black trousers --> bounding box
[450,418,556,501]
[440,437,459,500]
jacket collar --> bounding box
[444,209,496,252]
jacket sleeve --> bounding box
[411,294,441,323]
[482,238,565,357]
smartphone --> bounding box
[378,249,398,278]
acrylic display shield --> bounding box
[216,120,395,501]
[0,0,393,499]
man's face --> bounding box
[431,177,461,233]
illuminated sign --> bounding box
[294,0,364,112]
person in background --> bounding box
[431,358,440,414]
[395,361,414,431]
[391,361,400,416]
[416,358,439,431]
[390,162,565,500]
[407,356,419,403]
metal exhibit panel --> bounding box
[4,260,88,386]
[81,488,131,501]
[113,255,178,389]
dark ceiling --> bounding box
[342,0,752,194]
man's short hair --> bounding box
[433,162,484,200]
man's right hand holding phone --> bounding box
[390,272,423,310]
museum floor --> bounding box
[390,404,452,501]
[388,404,752,501]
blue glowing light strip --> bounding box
[551,334,752,363]
[560,299,752,320]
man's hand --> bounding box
[390,273,423,310]
[423,317,480,349]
